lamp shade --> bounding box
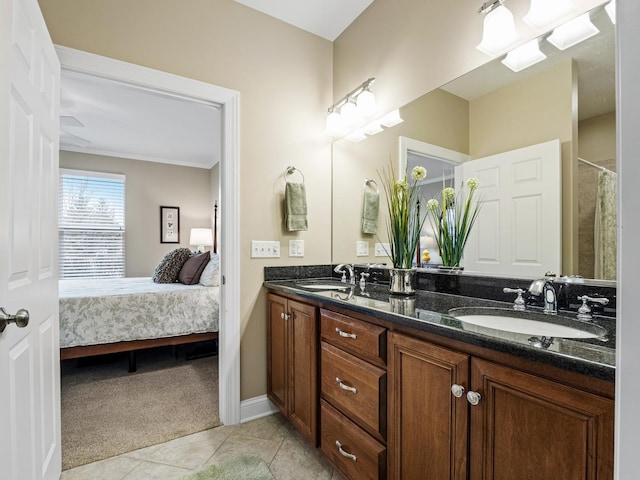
[477,5,520,56]
[324,109,344,137]
[547,13,599,50]
[502,39,547,72]
[523,0,575,29]
[356,89,377,117]
[189,228,213,251]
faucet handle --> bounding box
[503,287,526,311]
[576,295,609,320]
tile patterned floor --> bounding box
[61,413,346,480]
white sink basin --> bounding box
[448,307,607,339]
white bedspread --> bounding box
[59,277,219,348]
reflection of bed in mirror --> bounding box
[331,4,615,282]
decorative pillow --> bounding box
[152,247,192,283]
[199,252,220,287]
[178,251,210,285]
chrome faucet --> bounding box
[527,272,557,315]
[334,264,355,284]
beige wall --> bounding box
[60,151,213,276]
[40,0,333,401]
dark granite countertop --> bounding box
[264,278,615,382]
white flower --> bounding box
[466,177,480,191]
[443,187,455,201]
[411,166,427,182]
[426,199,439,211]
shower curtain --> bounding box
[594,169,617,280]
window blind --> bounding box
[59,169,126,279]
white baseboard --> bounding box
[240,395,279,423]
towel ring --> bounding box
[286,166,305,183]
[364,178,379,194]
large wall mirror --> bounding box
[332,4,615,282]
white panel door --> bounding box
[458,139,562,278]
[0,0,61,478]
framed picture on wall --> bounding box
[160,206,180,243]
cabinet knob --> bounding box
[335,327,357,339]
[451,384,465,398]
[335,440,357,462]
[280,312,285,319]
[336,377,357,394]
[467,391,482,406]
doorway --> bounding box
[56,46,241,426]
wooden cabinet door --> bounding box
[267,293,288,415]
[469,358,614,480]
[288,299,318,445]
[388,332,470,480]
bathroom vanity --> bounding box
[265,272,615,480]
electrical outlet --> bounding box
[251,240,281,258]
[356,241,369,256]
[375,242,390,257]
[289,240,304,257]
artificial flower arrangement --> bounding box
[380,162,428,269]
[425,177,482,268]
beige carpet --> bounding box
[61,345,220,470]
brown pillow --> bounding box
[178,251,210,285]
[152,247,192,283]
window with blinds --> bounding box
[59,169,126,278]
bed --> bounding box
[59,204,220,372]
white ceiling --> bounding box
[59,70,222,169]
[58,1,373,169]
[233,0,374,41]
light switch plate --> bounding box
[251,240,281,258]
[375,242,390,257]
[356,241,369,256]
[289,240,304,257]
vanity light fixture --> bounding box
[523,0,575,29]
[547,12,599,50]
[476,0,520,56]
[324,77,377,137]
[605,0,616,24]
[501,38,547,72]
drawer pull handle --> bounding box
[336,377,357,394]
[335,327,357,339]
[335,440,357,462]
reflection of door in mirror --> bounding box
[461,140,562,278]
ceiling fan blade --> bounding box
[60,130,91,148]
[60,115,85,128]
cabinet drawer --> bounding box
[321,341,386,440]
[321,400,386,480]
[321,309,386,365]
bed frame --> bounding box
[60,202,220,372]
